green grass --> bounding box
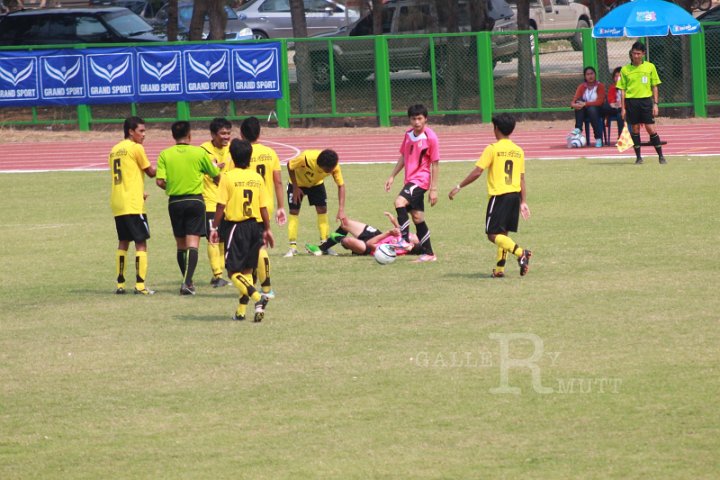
[1,157,719,479]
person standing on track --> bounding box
[617,41,667,165]
[384,104,439,263]
[156,121,221,295]
[109,116,157,295]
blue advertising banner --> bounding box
[0,42,281,107]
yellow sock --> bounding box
[317,213,329,241]
[231,272,261,302]
[257,248,271,293]
[135,251,148,290]
[116,249,127,288]
[207,242,223,277]
[288,214,299,245]
[494,247,508,274]
[494,234,522,258]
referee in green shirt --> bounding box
[616,41,666,165]
[156,121,221,295]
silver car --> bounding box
[236,0,359,39]
[152,2,254,41]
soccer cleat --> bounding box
[284,247,298,257]
[232,313,246,321]
[134,287,155,295]
[634,157,644,165]
[328,231,346,242]
[518,250,532,276]
[321,247,339,256]
[491,270,505,278]
[210,277,230,288]
[261,289,276,299]
[115,287,126,295]
[254,294,270,323]
[595,138,603,148]
[305,243,322,256]
[413,254,437,263]
[659,156,667,164]
[180,284,196,296]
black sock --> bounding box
[320,227,348,250]
[650,133,664,156]
[630,132,642,159]
[396,207,410,242]
[184,247,199,286]
[415,221,433,255]
[177,249,187,276]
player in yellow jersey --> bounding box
[240,117,286,298]
[448,113,532,277]
[210,139,274,322]
[285,149,346,257]
[109,116,157,295]
[200,118,233,288]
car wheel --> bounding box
[253,30,268,40]
[571,20,589,51]
[311,57,341,90]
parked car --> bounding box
[89,0,162,19]
[300,0,518,89]
[0,6,162,45]
[506,0,592,51]
[150,1,253,41]
[236,0,360,39]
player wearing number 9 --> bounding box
[109,116,157,295]
[447,113,533,278]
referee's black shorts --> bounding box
[168,194,206,237]
[225,220,263,273]
[625,97,655,126]
[485,192,521,235]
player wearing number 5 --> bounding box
[448,114,532,278]
[109,116,157,295]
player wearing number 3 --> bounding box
[448,113,532,278]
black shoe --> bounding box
[210,277,230,288]
[634,157,644,165]
[180,284,196,296]
[115,287,126,295]
[518,250,532,276]
[232,313,246,321]
[659,156,667,164]
[254,294,270,322]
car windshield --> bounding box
[237,0,262,11]
[103,10,153,35]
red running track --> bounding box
[1,122,719,173]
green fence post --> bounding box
[374,35,391,127]
[581,28,597,69]
[275,39,291,128]
[77,104,91,131]
[690,32,707,118]
[476,31,494,123]
[177,101,190,121]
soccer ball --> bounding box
[566,129,587,148]
[374,244,397,265]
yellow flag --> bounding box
[616,125,633,152]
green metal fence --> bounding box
[1,24,718,130]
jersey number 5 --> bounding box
[112,158,122,185]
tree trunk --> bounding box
[207,0,228,41]
[290,0,315,125]
[167,0,178,42]
[436,0,462,119]
[515,0,537,111]
[372,0,384,35]
[189,0,209,41]
[468,0,491,31]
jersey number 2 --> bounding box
[243,189,253,217]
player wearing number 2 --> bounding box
[109,116,157,295]
[448,113,532,278]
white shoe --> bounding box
[284,247,298,257]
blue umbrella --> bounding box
[592,0,700,38]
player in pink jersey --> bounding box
[384,104,440,262]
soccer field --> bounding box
[1,158,719,478]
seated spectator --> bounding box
[571,66,606,148]
[602,66,625,140]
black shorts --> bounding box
[398,183,426,212]
[224,220,263,273]
[115,214,150,242]
[287,182,327,210]
[485,192,520,235]
[625,97,655,126]
[357,224,381,243]
[168,195,206,238]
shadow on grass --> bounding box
[175,314,234,322]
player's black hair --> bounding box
[171,121,191,140]
[240,116,261,142]
[123,116,145,138]
[317,149,339,172]
[407,104,428,118]
[631,41,646,53]
[209,117,231,135]
[229,138,253,168]
[492,113,516,136]
[612,66,622,77]
[583,65,596,77]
